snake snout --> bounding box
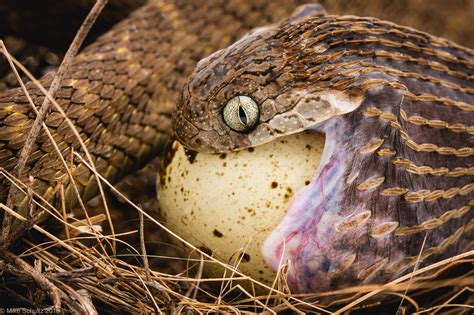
[174,92,214,149]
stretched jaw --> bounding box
[261,122,348,292]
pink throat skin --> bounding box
[262,122,347,293]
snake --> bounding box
[174,5,474,293]
[0,0,472,294]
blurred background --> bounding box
[0,0,472,93]
[1,0,472,93]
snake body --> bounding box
[0,0,309,212]
[175,8,474,292]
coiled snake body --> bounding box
[175,6,473,292]
[0,1,473,293]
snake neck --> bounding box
[258,17,473,290]
[263,78,473,292]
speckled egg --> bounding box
[157,131,324,285]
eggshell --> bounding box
[157,131,324,286]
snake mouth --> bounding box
[261,125,345,293]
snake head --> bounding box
[173,4,360,153]
[173,22,284,153]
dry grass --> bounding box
[0,3,473,314]
[0,167,472,313]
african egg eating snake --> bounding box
[0,0,473,293]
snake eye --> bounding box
[223,96,259,132]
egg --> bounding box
[157,131,324,286]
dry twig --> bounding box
[1,0,109,247]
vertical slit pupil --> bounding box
[239,106,248,125]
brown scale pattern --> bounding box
[176,12,473,292]
[284,16,474,291]
[306,16,474,288]
[0,0,311,213]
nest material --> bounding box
[1,170,473,313]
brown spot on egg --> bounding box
[247,147,255,152]
[239,253,251,263]
[271,181,278,189]
[222,162,227,167]
[184,148,198,164]
[246,208,256,216]
[305,180,310,185]
[219,153,227,159]
[305,144,312,150]
[213,229,224,238]
[198,246,213,256]
[283,188,293,202]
